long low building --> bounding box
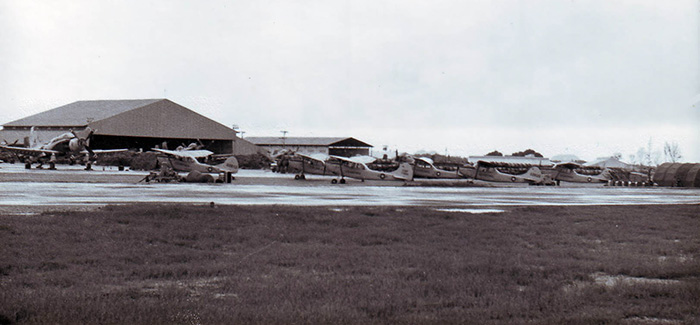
[246,137,373,157]
[0,99,261,155]
[653,163,700,187]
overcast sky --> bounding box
[1,0,698,162]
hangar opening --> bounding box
[0,99,257,155]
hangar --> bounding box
[246,137,373,157]
[0,99,259,155]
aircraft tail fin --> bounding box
[393,162,414,180]
[216,156,239,174]
[523,167,543,182]
[27,126,38,147]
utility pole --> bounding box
[280,130,288,148]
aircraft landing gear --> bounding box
[331,178,346,184]
[85,162,92,171]
[48,162,56,170]
[340,178,346,184]
[24,162,31,169]
[294,174,306,180]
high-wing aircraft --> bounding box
[551,162,611,183]
[463,161,544,184]
[412,156,467,179]
[0,127,126,169]
[327,155,413,183]
[152,148,239,174]
[286,153,339,180]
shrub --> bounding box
[235,153,272,169]
[129,152,159,170]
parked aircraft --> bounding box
[552,162,611,183]
[286,153,340,180]
[465,161,544,184]
[412,156,466,179]
[152,148,239,174]
[0,127,126,169]
[327,155,413,183]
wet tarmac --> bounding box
[0,164,698,207]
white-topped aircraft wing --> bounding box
[553,162,582,169]
[0,145,60,156]
[152,148,214,158]
[296,152,329,163]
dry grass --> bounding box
[1,204,698,324]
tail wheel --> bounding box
[510,176,517,182]
[436,171,441,177]
[340,179,346,184]
[331,179,338,184]
[294,174,300,180]
[379,173,386,180]
[207,166,214,173]
[587,177,592,182]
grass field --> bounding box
[1,204,698,324]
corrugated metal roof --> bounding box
[2,99,238,140]
[3,99,163,127]
[247,137,351,146]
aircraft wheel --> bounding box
[301,174,306,180]
[294,175,300,180]
[340,179,346,184]
[24,162,31,169]
[510,176,516,182]
[587,177,592,183]
[379,173,386,180]
[207,166,214,173]
[49,162,56,170]
[436,171,441,177]
[331,179,338,184]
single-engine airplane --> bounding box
[152,148,239,175]
[552,162,611,183]
[327,155,413,183]
[286,152,340,180]
[465,161,544,184]
[0,127,126,169]
[412,156,466,179]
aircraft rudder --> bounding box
[525,166,543,181]
[395,162,414,180]
[219,156,239,173]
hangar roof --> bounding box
[4,99,162,127]
[2,99,238,140]
[246,137,373,148]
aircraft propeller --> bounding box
[72,128,96,157]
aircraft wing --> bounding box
[82,149,129,154]
[414,156,434,164]
[296,153,327,163]
[0,145,59,156]
[328,155,355,163]
[554,162,582,169]
[152,148,214,158]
